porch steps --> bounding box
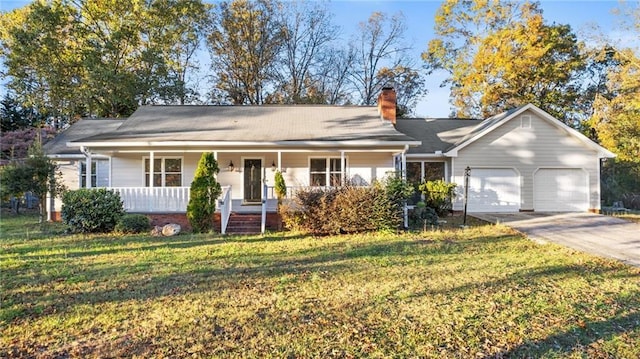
[225,213,262,235]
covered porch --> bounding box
[78,147,410,234]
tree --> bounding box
[187,152,222,233]
[423,0,586,123]
[375,65,426,117]
[0,93,46,132]
[586,3,640,205]
[271,1,339,104]
[350,12,410,105]
[0,140,65,221]
[0,162,30,214]
[0,0,211,119]
[207,0,284,105]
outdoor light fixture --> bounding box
[228,160,235,172]
[271,160,277,171]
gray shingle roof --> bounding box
[394,118,482,154]
[44,118,125,156]
[73,105,418,145]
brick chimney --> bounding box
[377,87,396,124]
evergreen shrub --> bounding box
[61,188,124,233]
[115,214,150,234]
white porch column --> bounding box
[340,150,346,185]
[84,147,93,188]
[277,151,282,171]
[213,151,218,161]
[149,151,155,188]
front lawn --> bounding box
[1,215,639,358]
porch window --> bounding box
[406,161,446,204]
[310,157,345,186]
[144,157,182,187]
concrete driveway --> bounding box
[471,212,640,267]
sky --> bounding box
[0,0,632,117]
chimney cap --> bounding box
[382,86,395,91]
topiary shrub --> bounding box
[418,180,457,217]
[274,170,287,202]
[115,214,150,234]
[187,152,221,233]
[61,188,124,233]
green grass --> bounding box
[1,215,639,358]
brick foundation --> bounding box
[49,211,282,233]
[147,213,192,232]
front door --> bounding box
[243,159,262,203]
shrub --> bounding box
[187,152,221,233]
[115,214,150,234]
[274,170,287,201]
[281,175,411,235]
[419,180,457,216]
[410,201,439,231]
[62,188,124,233]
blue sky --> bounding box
[0,0,630,117]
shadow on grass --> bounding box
[497,298,640,357]
[3,232,636,328]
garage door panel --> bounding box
[534,169,588,212]
[468,169,520,212]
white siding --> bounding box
[111,154,144,187]
[53,160,81,212]
[452,109,601,211]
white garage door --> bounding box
[534,169,588,212]
[468,168,520,212]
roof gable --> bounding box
[444,104,615,158]
[44,118,125,157]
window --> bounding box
[80,162,96,188]
[521,115,532,129]
[80,159,109,187]
[310,157,346,186]
[144,157,182,187]
[405,161,446,205]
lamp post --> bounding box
[463,166,471,227]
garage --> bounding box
[534,168,589,212]
[467,168,520,212]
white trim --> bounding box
[444,104,616,158]
[308,155,348,187]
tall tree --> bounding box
[423,0,586,123]
[375,65,426,117]
[0,0,211,119]
[207,0,284,105]
[272,1,338,104]
[350,12,410,105]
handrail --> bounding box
[261,183,267,234]
[219,186,232,235]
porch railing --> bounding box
[109,187,190,213]
[219,186,232,234]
